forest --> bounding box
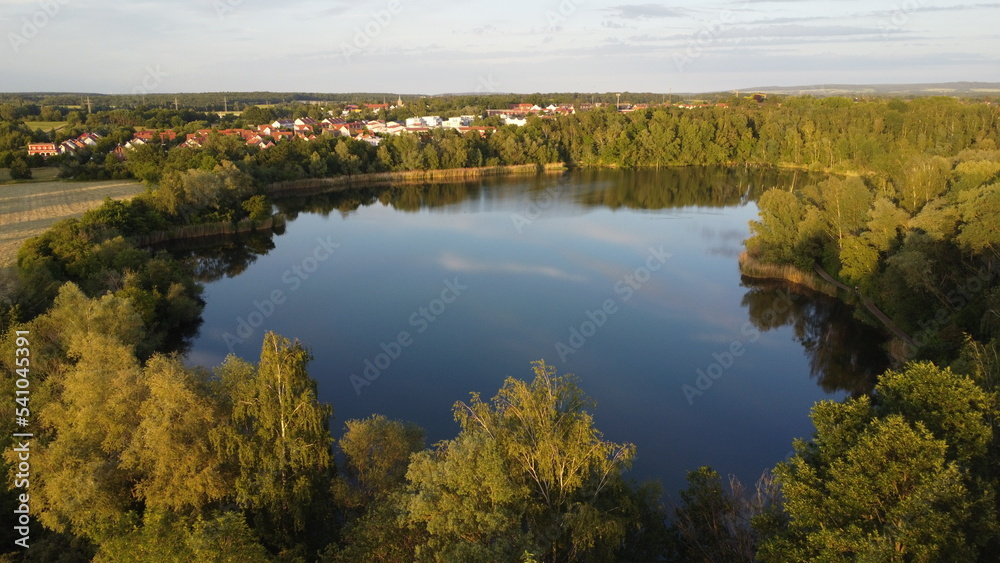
[1,93,999,560]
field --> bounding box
[23,121,70,133]
[0,173,145,266]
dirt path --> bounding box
[0,180,145,266]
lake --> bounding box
[181,167,888,497]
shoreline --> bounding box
[738,251,917,361]
[267,163,566,197]
[131,215,287,247]
[134,163,566,246]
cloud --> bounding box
[437,252,588,282]
[606,3,688,19]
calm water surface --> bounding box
[182,168,887,496]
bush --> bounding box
[9,157,31,180]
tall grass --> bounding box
[738,251,839,297]
[268,163,562,197]
[131,214,286,246]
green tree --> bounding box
[759,362,997,561]
[839,235,880,284]
[803,176,873,251]
[217,332,333,544]
[121,356,231,512]
[9,157,31,180]
[30,332,145,542]
[670,467,779,562]
[747,189,804,264]
[956,182,1000,256]
[405,361,637,562]
[332,414,424,513]
[94,509,270,563]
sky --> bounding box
[1,0,998,94]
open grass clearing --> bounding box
[23,121,70,133]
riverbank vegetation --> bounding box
[1,92,999,560]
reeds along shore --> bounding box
[737,251,839,297]
[266,163,566,197]
[130,214,286,246]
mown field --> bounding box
[0,171,145,265]
[23,120,70,133]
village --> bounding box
[25,98,735,159]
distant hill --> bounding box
[738,82,1000,97]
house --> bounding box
[294,117,318,126]
[271,119,294,130]
[356,133,381,146]
[294,123,315,133]
[78,133,102,147]
[321,117,347,128]
[444,116,474,128]
[59,139,86,154]
[27,143,58,157]
[323,125,352,138]
[365,103,390,111]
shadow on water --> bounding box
[741,278,890,397]
[158,229,282,283]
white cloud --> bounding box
[438,252,588,282]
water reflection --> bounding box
[741,279,889,397]
[169,167,888,397]
[163,230,280,283]
[577,166,826,209]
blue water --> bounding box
[185,168,882,497]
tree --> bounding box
[93,509,270,563]
[839,235,880,284]
[30,332,146,543]
[405,361,637,562]
[217,332,333,544]
[670,467,779,562]
[332,414,424,512]
[759,362,997,561]
[956,182,1000,256]
[121,355,231,512]
[747,189,804,264]
[803,176,872,251]
[865,196,909,252]
[9,157,31,180]
[240,106,276,126]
